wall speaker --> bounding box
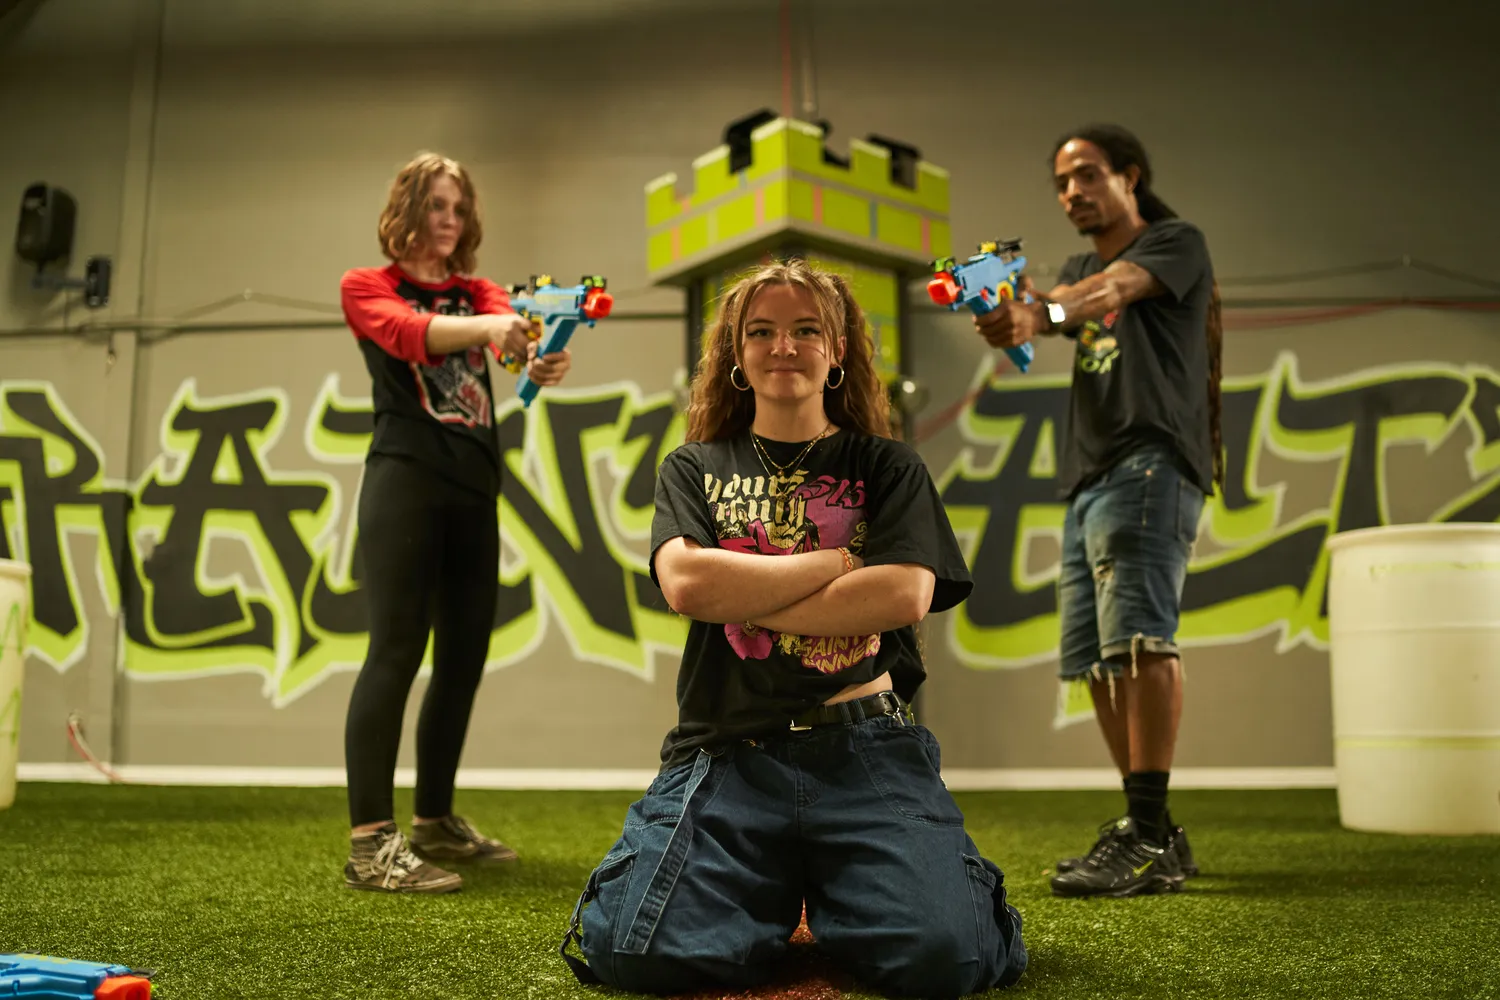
[16,182,76,265]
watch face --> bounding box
[1047,302,1066,323]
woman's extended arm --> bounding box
[340,269,535,360]
[425,313,525,355]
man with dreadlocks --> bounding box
[974,123,1223,899]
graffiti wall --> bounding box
[0,375,690,706]
[935,348,1500,729]
[6,315,1500,770]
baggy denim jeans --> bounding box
[560,711,1027,998]
[1057,443,1206,682]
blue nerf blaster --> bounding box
[498,274,614,407]
[0,953,154,998]
[926,239,1035,373]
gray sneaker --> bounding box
[410,815,518,864]
[345,822,463,893]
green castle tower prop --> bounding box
[644,110,950,438]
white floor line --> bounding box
[15,763,1338,790]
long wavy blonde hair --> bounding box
[377,151,483,275]
[685,259,892,442]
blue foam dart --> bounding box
[498,274,615,407]
[926,239,1036,373]
[0,952,154,998]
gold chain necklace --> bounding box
[751,423,831,485]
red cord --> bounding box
[66,712,127,784]
[913,357,1013,445]
[1226,298,1500,330]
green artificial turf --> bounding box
[2,784,1495,999]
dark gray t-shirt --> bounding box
[648,430,973,767]
[1055,218,1217,498]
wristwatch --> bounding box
[1044,300,1067,333]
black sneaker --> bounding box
[1050,817,1184,898]
[1168,824,1199,877]
[410,815,518,864]
[345,822,463,893]
[1054,817,1123,874]
[1060,819,1200,879]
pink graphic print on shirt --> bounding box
[708,470,881,673]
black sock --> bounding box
[1123,774,1177,832]
[1126,771,1170,845]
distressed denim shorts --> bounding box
[1057,444,1206,680]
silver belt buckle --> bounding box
[882,692,909,725]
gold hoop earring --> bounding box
[730,365,751,391]
[826,366,845,389]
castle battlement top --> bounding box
[644,116,952,286]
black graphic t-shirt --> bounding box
[649,429,973,767]
[1055,218,1217,499]
[340,264,512,499]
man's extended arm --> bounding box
[1038,259,1166,334]
[975,260,1167,349]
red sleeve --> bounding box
[469,278,516,363]
[340,267,438,365]
[470,277,515,316]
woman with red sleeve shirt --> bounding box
[338,151,571,894]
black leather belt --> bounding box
[787,690,912,731]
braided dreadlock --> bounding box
[1051,125,1226,492]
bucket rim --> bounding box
[0,558,33,580]
[1326,522,1500,553]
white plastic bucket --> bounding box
[0,558,32,810]
[1325,523,1500,835]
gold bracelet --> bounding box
[837,546,854,574]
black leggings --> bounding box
[344,454,499,827]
